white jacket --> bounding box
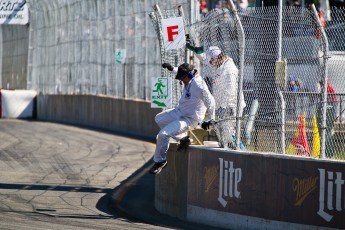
[172,67,215,123]
[196,54,246,118]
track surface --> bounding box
[0,120,167,230]
[0,120,222,230]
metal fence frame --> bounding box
[311,4,329,159]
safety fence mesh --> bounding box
[237,6,323,156]
[149,6,189,107]
[25,0,189,100]
[152,4,345,160]
[323,7,345,160]
[186,8,244,150]
[234,6,344,159]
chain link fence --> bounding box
[235,5,344,160]
[149,5,188,107]
[323,7,345,160]
[25,0,189,100]
[152,3,345,160]
[0,25,29,89]
[238,5,324,156]
[186,4,246,150]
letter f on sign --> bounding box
[167,25,178,41]
[161,17,185,50]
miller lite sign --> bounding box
[161,17,186,50]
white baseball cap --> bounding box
[206,46,222,59]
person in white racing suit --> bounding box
[187,44,246,150]
[149,63,215,175]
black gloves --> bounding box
[162,63,174,71]
[185,34,192,44]
[201,120,213,130]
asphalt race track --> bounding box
[0,120,223,230]
[0,119,165,229]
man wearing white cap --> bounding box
[149,62,215,175]
[187,42,246,149]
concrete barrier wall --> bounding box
[1,89,36,118]
[37,95,161,140]
[36,94,344,229]
[156,144,345,230]
[155,144,189,220]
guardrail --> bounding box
[244,90,345,123]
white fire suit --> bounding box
[153,73,215,163]
[196,54,246,149]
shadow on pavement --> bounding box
[107,158,224,230]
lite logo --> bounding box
[318,169,344,222]
[161,17,185,50]
[218,158,242,207]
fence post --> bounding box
[311,4,329,159]
[340,95,343,124]
[228,0,245,150]
[277,0,283,61]
[277,0,285,154]
[0,27,2,88]
[278,90,286,154]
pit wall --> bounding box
[36,95,344,229]
[37,95,161,140]
[156,144,345,230]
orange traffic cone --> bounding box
[291,113,310,156]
